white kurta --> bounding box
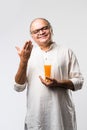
[14,43,84,130]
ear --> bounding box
[51,28,53,35]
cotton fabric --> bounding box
[14,43,84,130]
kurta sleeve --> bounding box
[68,49,84,91]
[14,81,26,92]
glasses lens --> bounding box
[31,25,50,35]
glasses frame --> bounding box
[30,25,50,35]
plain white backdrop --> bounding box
[0,0,87,130]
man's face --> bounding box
[30,19,52,47]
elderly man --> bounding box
[14,18,84,130]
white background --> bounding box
[0,0,87,130]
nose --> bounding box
[39,29,45,34]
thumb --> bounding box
[15,46,20,52]
[15,46,21,56]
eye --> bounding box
[43,26,49,30]
[32,29,39,34]
[31,25,50,35]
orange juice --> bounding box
[44,65,51,79]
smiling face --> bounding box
[30,18,53,49]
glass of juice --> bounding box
[44,65,51,81]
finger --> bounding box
[39,76,44,82]
[23,41,32,50]
[39,76,52,87]
[27,43,33,51]
[15,46,20,52]
[23,42,28,50]
[39,76,46,84]
[25,41,31,50]
[46,77,53,81]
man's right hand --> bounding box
[16,41,33,63]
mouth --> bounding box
[39,34,48,39]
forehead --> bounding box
[30,19,48,31]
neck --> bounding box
[40,41,53,51]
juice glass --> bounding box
[44,65,51,80]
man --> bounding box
[14,18,84,130]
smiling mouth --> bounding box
[39,34,48,38]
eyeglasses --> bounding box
[30,25,50,35]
